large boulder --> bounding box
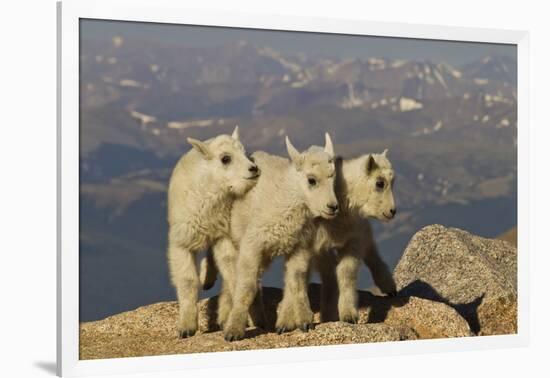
[359,295,472,339]
[393,224,517,335]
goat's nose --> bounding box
[249,164,259,173]
[327,203,339,213]
[390,208,396,216]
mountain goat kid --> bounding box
[222,134,338,341]
[312,150,396,324]
[167,126,260,338]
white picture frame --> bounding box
[57,0,530,376]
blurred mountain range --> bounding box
[79,36,517,321]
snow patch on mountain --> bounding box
[474,78,489,85]
[112,36,124,48]
[497,118,510,129]
[130,110,156,128]
[411,121,443,136]
[166,119,224,130]
[119,79,147,89]
[341,82,364,109]
[391,59,407,68]
[400,97,423,112]
[433,68,448,90]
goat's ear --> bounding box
[231,125,240,141]
[366,155,378,174]
[187,138,212,159]
[324,132,335,156]
[382,148,389,158]
[285,136,304,170]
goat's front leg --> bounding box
[168,242,199,338]
[211,238,238,328]
[277,248,313,333]
[336,242,361,324]
[223,238,263,341]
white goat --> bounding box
[221,135,338,341]
[312,151,396,324]
[167,126,259,338]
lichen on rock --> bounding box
[394,224,517,335]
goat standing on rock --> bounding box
[221,134,338,341]
[167,126,259,339]
[312,150,397,324]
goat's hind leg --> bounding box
[248,276,268,330]
[363,237,396,296]
[336,242,361,324]
[316,250,339,322]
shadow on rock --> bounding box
[307,283,409,325]
[398,279,484,334]
[360,292,410,324]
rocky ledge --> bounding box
[80,225,517,360]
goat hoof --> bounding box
[223,328,244,342]
[276,327,287,335]
[342,316,358,324]
[300,323,313,332]
[224,334,242,342]
[178,329,196,339]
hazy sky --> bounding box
[81,19,516,66]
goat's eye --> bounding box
[221,155,232,165]
[376,180,385,189]
[308,177,317,187]
[248,155,255,163]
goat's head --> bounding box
[187,126,259,197]
[286,133,339,220]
